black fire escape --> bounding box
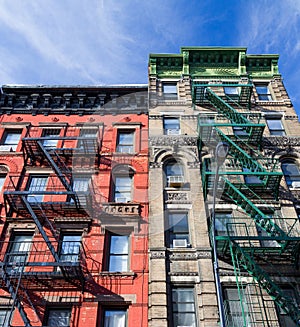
[1,125,101,326]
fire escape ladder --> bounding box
[205,88,264,142]
[1,264,32,326]
[36,141,72,192]
[223,178,291,247]
[230,242,300,325]
[21,196,60,262]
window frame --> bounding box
[41,128,61,149]
[107,233,130,272]
[255,84,273,101]
[113,175,133,203]
[281,160,300,188]
[215,212,233,236]
[26,174,49,203]
[103,308,127,327]
[44,307,72,327]
[171,287,197,327]
[265,117,285,136]
[163,117,180,135]
[164,161,185,188]
[0,307,12,327]
[167,211,190,248]
[116,130,135,154]
[0,129,23,151]
[162,82,178,100]
[59,233,82,263]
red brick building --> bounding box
[0,85,148,327]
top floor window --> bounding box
[77,128,98,152]
[163,117,180,135]
[0,129,22,151]
[163,83,178,99]
[116,130,134,153]
[42,128,61,149]
[256,84,273,101]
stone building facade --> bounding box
[148,47,300,327]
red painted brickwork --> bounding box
[0,86,148,327]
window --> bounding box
[165,161,184,188]
[45,308,71,327]
[0,129,22,151]
[41,128,61,149]
[281,160,300,188]
[26,175,48,203]
[243,167,263,185]
[116,130,134,153]
[223,288,250,327]
[113,176,132,203]
[77,128,98,151]
[163,83,178,99]
[6,234,33,272]
[215,212,233,236]
[108,234,129,272]
[266,118,285,136]
[224,86,239,99]
[70,176,90,205]
[167,212,189,248]
[163,117,180,135]
[172,288,196,327]
[0,308,11,327]
[257,225,280,248]
[59,234,81,262]
[256,84,273,101]
[277,289,298,327]
[0,170,7,191]
[104,309,126,327]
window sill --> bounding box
[99,271,136,278]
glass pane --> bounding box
[110,236,128,254]
[173,313,196,327]
[60,235,81,262]
[215,213,232,233]
[27,176,48,202]
[172,288,194,303]
[0,175,6,190]
[104,310,126,327]
[224,86,238,95]
[118,132,133,144]
[109,255,128,272]
[256,86,269,94]
[267,119,283,130]
[164,118,180,129]
[163,84,177,94]
[166,163,183,177]
[47,309,70,327]
[169,213,188,233]
[73,178,90,192]
[0,309,10,327]
[4,132,21,144]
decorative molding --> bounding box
[149,135,198,147]
[166,192,188,202]
[262,136,300,147]
[101,203,141,216]
[150,250,166,259]
[169,272,198,276]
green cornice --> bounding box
[149,47,281,79]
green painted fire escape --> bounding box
[195,83,300,326]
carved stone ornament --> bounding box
[149,136,198,147]
[150,251,166,259]
[166,192,188,202]
[263,136,300,147]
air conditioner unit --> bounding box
[291,181,300,188]
[173,239,187,248]
[115,197,127,203]
[166,128,180,135]
[167,175,184,187]
[0,145,13,151]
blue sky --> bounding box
[0,0,299,116]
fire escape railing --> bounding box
[195,83,300,326]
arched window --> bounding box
[281,160,300,188]
[164,161,184,188]
[112,165,134,202]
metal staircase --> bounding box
[1,126,95,326]
[196,82,300,326]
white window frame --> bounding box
[266,117,285,136]
[0,129,22,151]
[103,309,127,327]
[163,117,181,135]
[255,84,273,101]
[167,212,190,248]
[116,130,135,154]
[163,83,178,100]
[108,234,129,272]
